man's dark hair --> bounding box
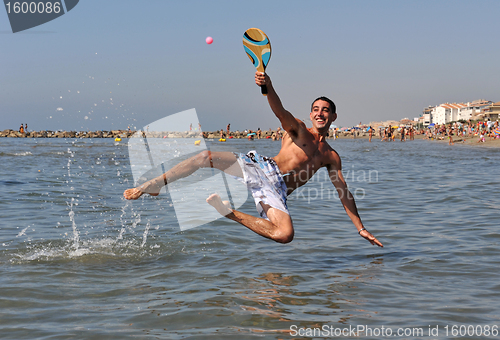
[311,96,336,114]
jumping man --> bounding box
[123,72,383,247]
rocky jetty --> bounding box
[0,129,133,139]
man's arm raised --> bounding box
[327,160,383,247]
[255,72,302,134]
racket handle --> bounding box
[260,85,268,96]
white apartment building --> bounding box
[432,103,466,125]
[423,112,431,125]
[422,106,434,125]
[423,100,493,126]
[458,100,493,121]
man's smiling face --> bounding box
[310,99,337,132]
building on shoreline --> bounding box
[483,101,500,121]
[422,99,495,126]
[422,106,434,126]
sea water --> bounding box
[0,137,499,339]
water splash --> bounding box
[16,226,30,237]
[68,198,80,250]
[117,200,140,241]
[141,221,151,248]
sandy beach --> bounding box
[333,132,500,148]
[419,134,500,148]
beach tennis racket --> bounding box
[243,28,271,96]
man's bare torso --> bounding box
[273,119,340,194]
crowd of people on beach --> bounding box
[379,125,416,142]
[423,120,500,145]
[332,120,500,145]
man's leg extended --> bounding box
[124,151,241,200]
[206,194,294,244]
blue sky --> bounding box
[1,0,499,132]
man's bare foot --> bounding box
[123,182,161,200]
[206,193,232,216]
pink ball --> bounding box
[206,36,213,44]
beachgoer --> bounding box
[478,131,485,143]
[24,123,28,133]
[257,128,261,139]
[247,129,254,140]
[400,127,406,142]
[368,126,373,142]
[19,124,24,134]
[123,71,382,247]
[227,123,230,136]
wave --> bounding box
[0,151,33,156]
[0,180,26,186]
[6,235,170,264]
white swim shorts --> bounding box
[235,150,289,220]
